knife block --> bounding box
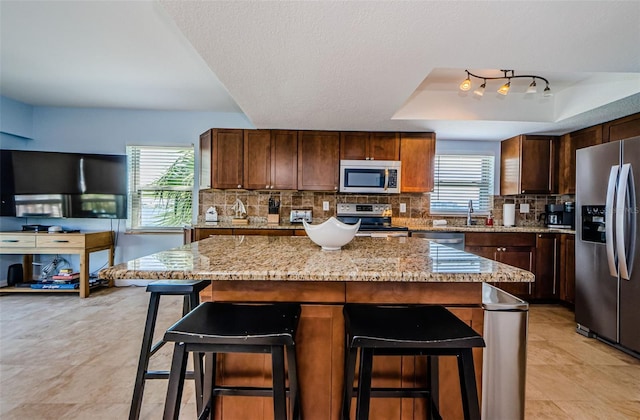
[267,214,280,225]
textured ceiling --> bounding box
[1,1,640,141]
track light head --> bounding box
[497,80,511,96]
[459,71,472,91]
[543,84,553,97]
[473,81,486,97]
[526,80,537,94]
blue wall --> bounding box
[0,96,253,281]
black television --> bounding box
[0,150,127,219]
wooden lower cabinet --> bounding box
[205,281,483,420]
[534,233,559,300]
[465,232,535,300]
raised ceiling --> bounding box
[1,1,639,141]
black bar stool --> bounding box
[129,279,210,420]
[162,301,302,420]
[341,304,485,420]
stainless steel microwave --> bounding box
[339,160,401,194]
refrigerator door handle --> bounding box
[616,163,636,280]
[606,165,619,277]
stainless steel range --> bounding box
[336,203,409,237]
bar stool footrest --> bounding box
[213,385,293,397]
[145,370,199,380]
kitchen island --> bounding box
[100,235,533,420]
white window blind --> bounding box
[430,155,494,214]
[127,145,194,230]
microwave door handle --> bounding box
[606,165,619,277]
[616,164,636,280]
[383,168,389,191]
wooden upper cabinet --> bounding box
[270,130,298,190]
[602,112,640,142]
[340,132,400,161]
[500,135,556,195]
[212,129,244,189]
[399,132,435,193]
[243,129,298,190]
[298,131,339,191]
[243,130,271,190]
[199,129,212,189]
[340,132,368,160]
[558,125,603,194]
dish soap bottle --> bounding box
[485,210,494,226]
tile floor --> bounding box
[1,286,639,419]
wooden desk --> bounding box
[1,231,114,298]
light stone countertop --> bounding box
[99,236,534,283]
[191,221,575,235]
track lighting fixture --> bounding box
[459,70,551,97]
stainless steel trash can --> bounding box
[481,283,529,420]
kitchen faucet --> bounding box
[467,200,474,226]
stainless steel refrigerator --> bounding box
[576,136,640,356]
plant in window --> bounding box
[149,150,194,227]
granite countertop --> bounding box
[191,221,575,235]
[404,225,576,234]
[99,236,534,283]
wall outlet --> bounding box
[399,203,407,213]
[323,201,330,211]
[520,203,530,213]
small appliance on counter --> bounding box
[540,202,574,229]
[290,209,312,224]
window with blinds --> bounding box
[127,145,194,230]
[430,155,495,214]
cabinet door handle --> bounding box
[52,240,70,243]
[2,239,19,243]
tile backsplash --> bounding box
[198,190,574,227]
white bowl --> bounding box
[303,217,360,251]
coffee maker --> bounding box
[540,202,575,229]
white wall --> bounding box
[0,97,253,280]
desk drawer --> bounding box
[0,235,36,248]
[36,235,85,248]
